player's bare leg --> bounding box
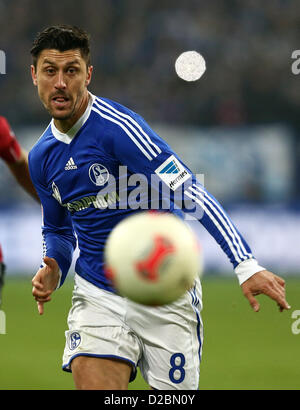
[71,356,132,390]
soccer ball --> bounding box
[104,211,202,306]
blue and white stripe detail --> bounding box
[62,353,137,382]
[39,234,47,270]
[185,183,253,265]
[188,282,203,363]
[92,98,161,161]
[42,234,47,260]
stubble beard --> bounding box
[48,96,76,121]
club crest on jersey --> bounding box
[69,331,81,350]
[89,163,109,186]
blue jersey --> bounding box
[29,92,254,291]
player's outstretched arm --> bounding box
[241,270,290,313]
[0,116,39,202]
[32,256,60,315]
[105,102,290,314]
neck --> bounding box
[53,90,89,133]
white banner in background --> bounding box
[0,205,299,276]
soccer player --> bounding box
[0,116,39,306]
[29,25,289,390]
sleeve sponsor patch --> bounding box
[155,155,191,191]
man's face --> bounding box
[31,49,93,123]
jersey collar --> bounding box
[50,91,96,144]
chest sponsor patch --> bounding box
[155,155,191,191]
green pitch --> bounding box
[0,275,299,390]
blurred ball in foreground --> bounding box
[104,212,202,306]
[175,51,206,81]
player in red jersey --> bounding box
[0,116,39,200]
[0,116,39,306]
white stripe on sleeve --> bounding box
[94,99,161,158]
[185,188,242,264]
[92,106,155,161]
[191,184,252,259]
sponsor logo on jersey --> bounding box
[52,181,62,204]
[51,180,119,213]
[155,155,191,191]
[89,163,109,186]
[66,191,119,213]
[65,157,77,170]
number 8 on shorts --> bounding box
[169,353,186,384]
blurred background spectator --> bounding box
[0,0,299,128]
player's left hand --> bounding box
[241,270,290,312]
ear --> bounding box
[31,64,38,86]
[85,65,93,87]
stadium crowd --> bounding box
[0,0,299,128]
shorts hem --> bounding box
[62,353,137,382]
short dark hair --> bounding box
[30,24,91,68]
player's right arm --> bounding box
[0,116,39,202]
[28,149,77,314]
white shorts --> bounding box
[62,274,203,390]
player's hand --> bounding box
[241,270,290,313]
[32,256,60,315]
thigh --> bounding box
[128,278,203,390]
[62,275,142,384]
[71,356,132,390]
